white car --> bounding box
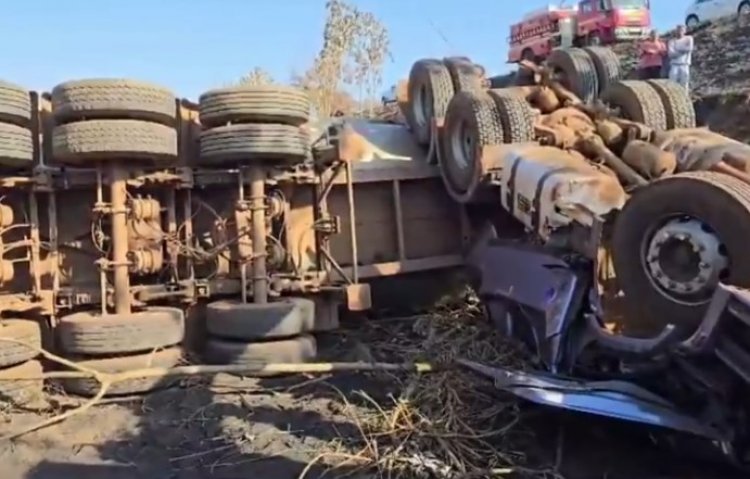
[685,0,750,29]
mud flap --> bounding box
[458,359,727,441]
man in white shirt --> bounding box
[668,25,694,91]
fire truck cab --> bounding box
[508,0,651,63]
[577,0,651,45]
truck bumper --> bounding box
[614,27,649,40]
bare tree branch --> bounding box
[237,67,275,86]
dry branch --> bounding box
[309,297,560,478]
[293,0,390,117]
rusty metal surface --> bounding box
[107,166,132,315]
[0,93,466,326]
[345,283,372,311]
[248,166,268,304]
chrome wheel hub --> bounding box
[644,218,728,300]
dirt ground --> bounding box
[1,307,746,479]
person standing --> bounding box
[668,25,694,91]
[637,30,666,80]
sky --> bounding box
[0,0,692,100]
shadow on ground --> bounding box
[14,331,385,479]
[6,277,750,479]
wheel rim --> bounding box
[641,216,729,305]
[450,118,473,170]
[414,84,433,130]
[445,116,476,192]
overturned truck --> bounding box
[0,80,464,400]
[403,48,750,465]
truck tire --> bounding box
[443,57,484,92]
[199,85,310,128]
[612,172,750,337]
[0,123,33,167]
[407,59,455,146]
[0,360,44,406]
[440,90,503,203]
[646,79,696,129]
[0,80,31,127]
[488,90,536,143]
[203,335,317,377]
[582,46,621,94]
[547,48,599,104]
[0,319,41,368]
[199,123,309,165]
[57,307,185,356]
[602,80,667,130]
[206,298,315,341]
[60,347,183,397]
[51,79,176,126]
[52,119,178,165]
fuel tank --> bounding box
[498,144,627,239]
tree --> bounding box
[294,0,390,118]
[238,67,275,86]
[235,1,390,118]
[351,11,390,115]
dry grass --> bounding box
[312,293,562,479]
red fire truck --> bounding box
[508,0,652,63]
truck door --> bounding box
[577,0,605,43]
[577,0,597,34]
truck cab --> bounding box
[507,1,651,64]
[576,0,651,44]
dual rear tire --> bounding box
[198,86,311,167]
[202,298,318,376]
[54,307,185,396]
[50,79,179,166]
[0,80,33,169]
